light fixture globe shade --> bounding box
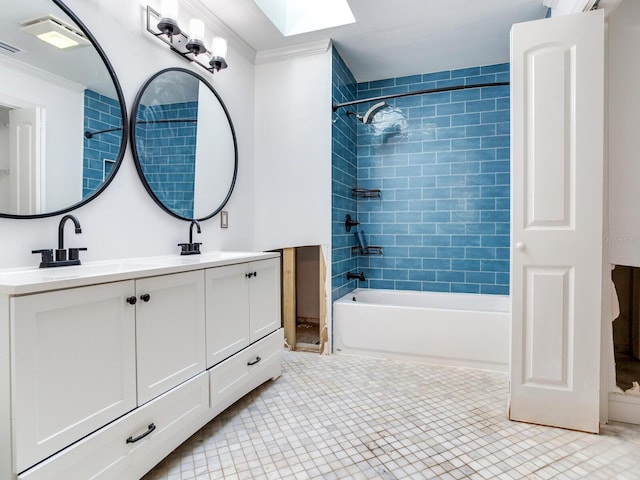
[158,0,180,35]
[186,18,206,55]
[209,37,228,71]
[211,37,227,59]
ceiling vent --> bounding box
[0,40,22,54]
[20,14,90,49]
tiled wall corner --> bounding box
[83,89,123,197]
[331,47,359,301]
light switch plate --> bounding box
[220,211,228,228]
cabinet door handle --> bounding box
[126,423,156,444]
[140,293,151,302]
[247,356,261,366]
[253,271,257,277]
[245,272,253,278]
[126,296,137,305]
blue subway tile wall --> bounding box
[355,63,510,295]
[135,101,198,219]
[331,48,359,301]
[83,90,123,197]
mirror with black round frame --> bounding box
[130,67,238,221]
[0,0,128,218]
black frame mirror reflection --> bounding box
[0,0,128,219]
[130,67,238,222]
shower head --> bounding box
[361,102,387,124]
[344,101,389,124]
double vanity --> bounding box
[0,251,283,479]
[0,0,279,477]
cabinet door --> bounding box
[205,263,250,368]
[249,258,281,343]
[11,281,137,473]
[136,271,206,405]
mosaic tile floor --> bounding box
[143,351,640,480]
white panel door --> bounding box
[249,258,281,343]
[11,281,137,472]
[205,263,251,368]
[510,10,604,433]
[136,271,206,405]
[9,107,45,215]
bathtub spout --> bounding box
[347,271,365,281]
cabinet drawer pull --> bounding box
[140,293,151,302]
[126,296,137,305]
[247,356,261,366]
[126,423,156,444]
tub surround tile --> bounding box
[332,51,510,298]
[352,64,510,296]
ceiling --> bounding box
[197,0,549,82]
[1,0,118,96]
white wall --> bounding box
[253,40,333,252]
[0,0,256,268]
[608,0,640,266]
[0,108,10,211]
[0,60,84,212]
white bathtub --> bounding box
[333,289,510,372]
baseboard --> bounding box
[608,392,640,425]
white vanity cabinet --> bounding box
[205,257,280,367]
[135,270,206,405]
[0,252,283,480]
[205,258,283,420]
[11,281,137,473]
[248,258,282,342]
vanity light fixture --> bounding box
[146,3,228,74]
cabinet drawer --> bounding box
[210,328,283,418]
[18,372,209,480]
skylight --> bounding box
[253,0,355,37]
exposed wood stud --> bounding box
[282,248,296,350]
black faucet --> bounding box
[347,271,366,281]
[189,220,201,244]
[178,220,202,255]
[32,214,87,268]
[57,215,82,260]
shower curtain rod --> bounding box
[332,81,510,112]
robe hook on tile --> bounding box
[146,0,228,74]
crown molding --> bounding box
[255,39,332,65]
[0,55,85,94]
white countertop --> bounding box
[0,251,280,295]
